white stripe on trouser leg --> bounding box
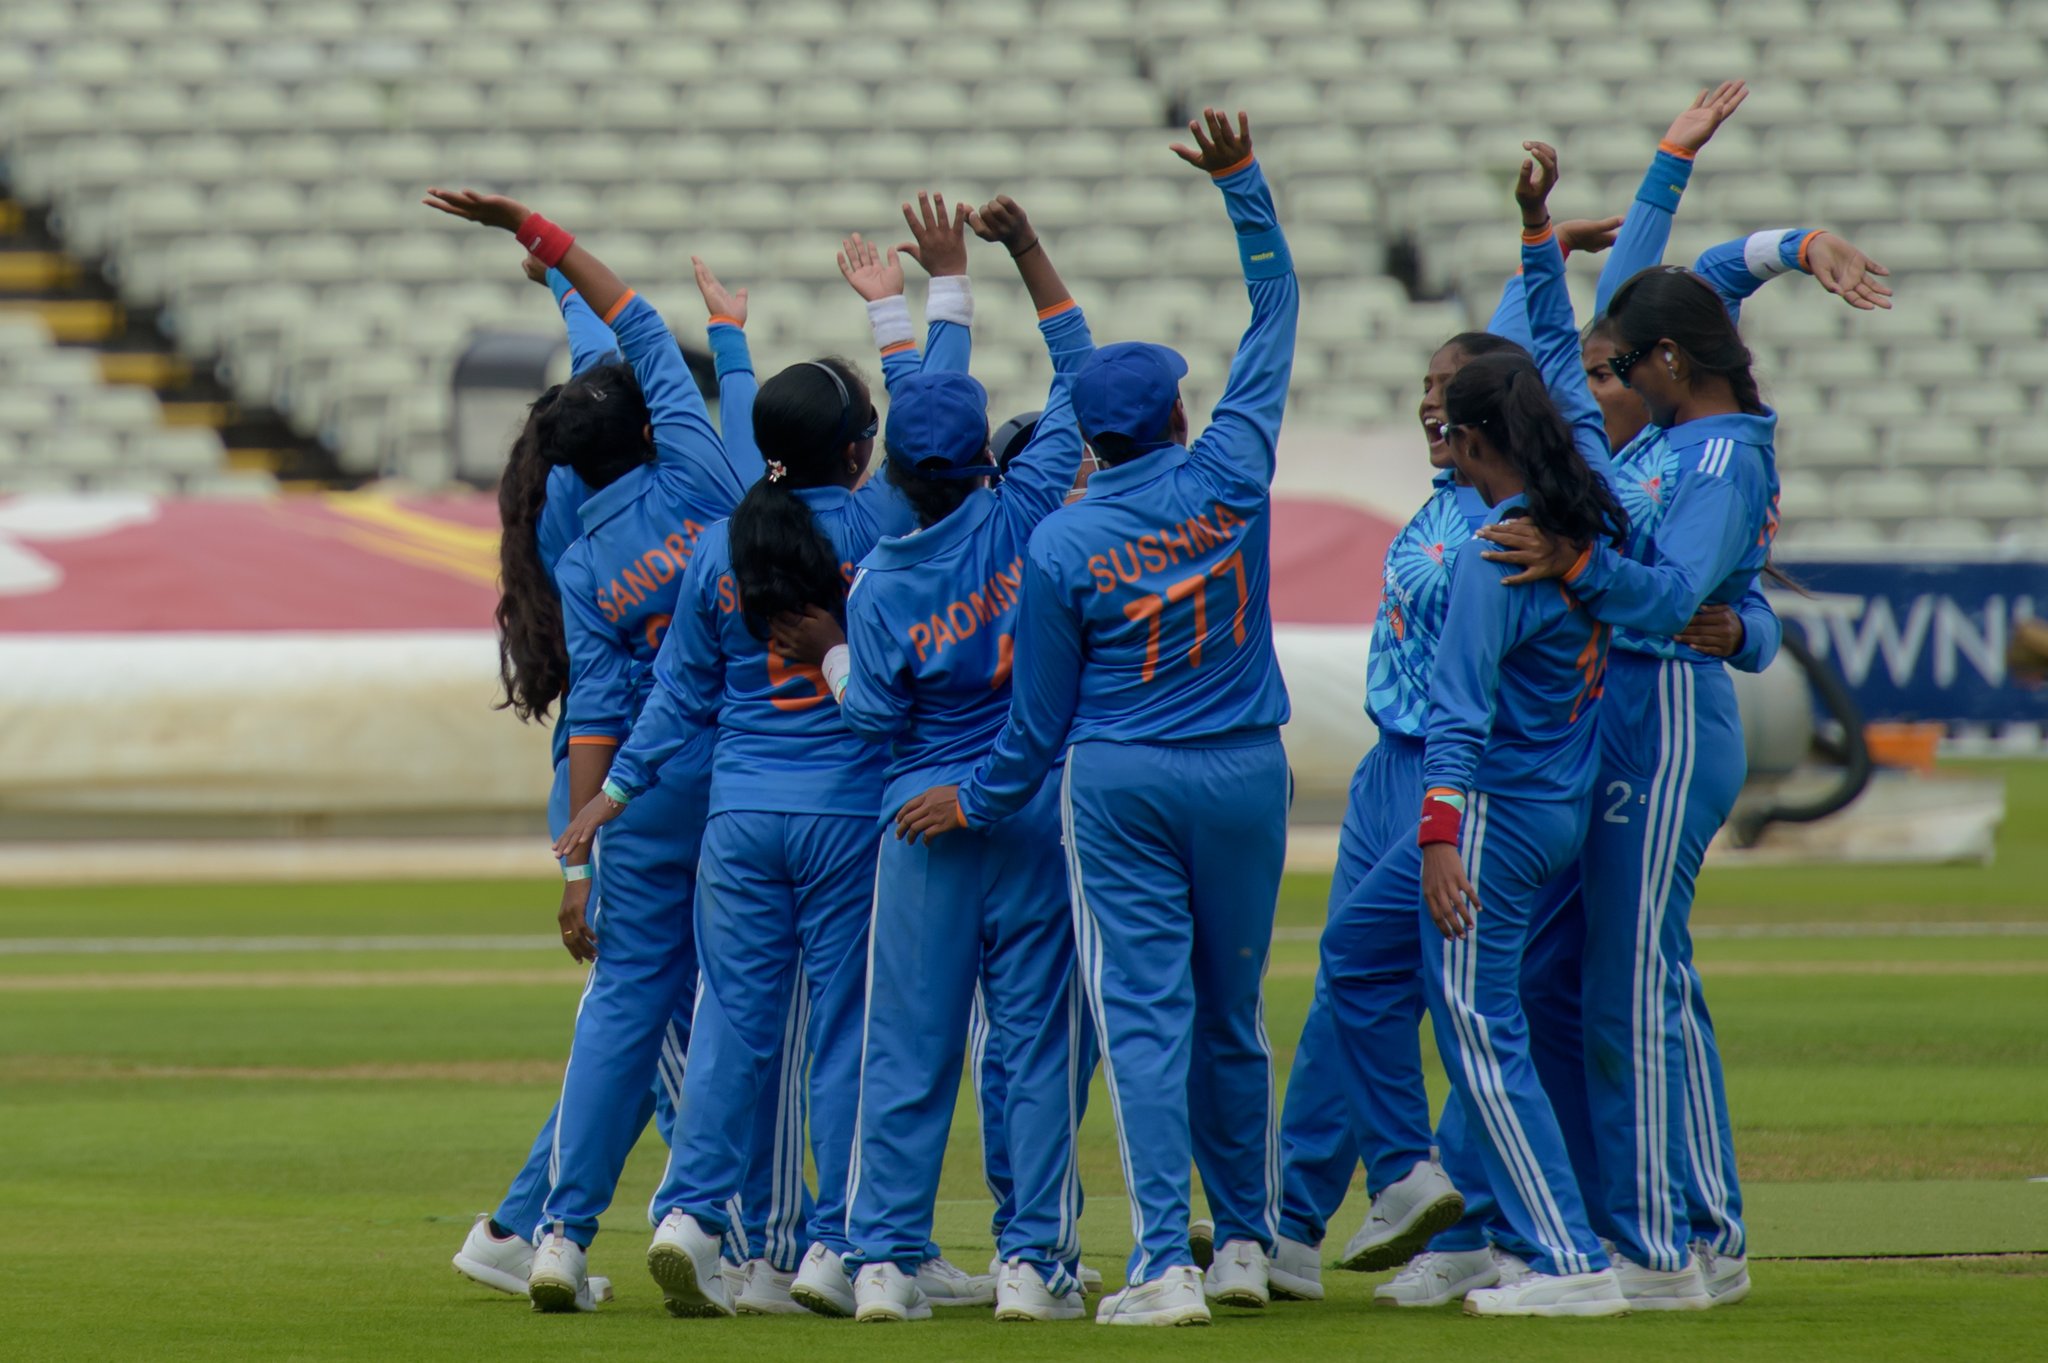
[768,972,808,1267]
[1060,753,1151,1283]
[1651,664,1701,1266]
[1055,968,1085,1265]
[1638,661,1696,1269]
[1677,965,1736,1254]
[1437,795,1585,1274]
[969,984,1000,1203]
[841,836,888,1243]
[1626,663,1676,1268]
[546,834,607,1202]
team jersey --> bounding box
[553,289,750,746]
[602,304,973,800]
[1517,222,1784,648]
[957,156,1298,827]
[1424,498,1609,804]
[843,301,1094,813]
[651,481,916,818]
[1362,473,1492,738]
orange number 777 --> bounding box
[1122,550,1250,684]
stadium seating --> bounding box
[0,0,2037,546]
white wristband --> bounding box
[821,643,851,703]
[926,273,974,328]
[866,294,913,352]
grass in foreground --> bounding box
[3,761,2047,1360]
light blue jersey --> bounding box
[1362,474,1492,738]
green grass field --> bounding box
[6,761,2047,1361]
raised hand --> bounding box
[1662,80,1748,155]
[898,191,971,278]
[1805,231,1894,312]
[1515,140,1560,229]
[968,195,1037,256]
[692,255,749,324]
[1558,215,1626,255]
[422,187,530,231]
[1170,107,1253,175]
[837,232,905,301]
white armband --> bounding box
[925,273,974,328]
[821,643,851,703]
[1743,228,1798,281]
[866,294,914,352]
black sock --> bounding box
[488,1219,518,1241]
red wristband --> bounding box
[1419,788,1466,848]
[515,211,575,269]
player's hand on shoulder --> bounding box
[769,605,845,667]
[1170,107,1253,175]
[1476,520,1581,585]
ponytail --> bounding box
[495,387,570,721]
[1606,266,1766,416]
[730,358,872,638]
[1446,352,1628,550]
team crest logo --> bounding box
[1426,541,1445,564]
[1640,476,1663,504]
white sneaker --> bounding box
[1614,1254,1712,1311]
[991,1255,1102,1296]
[1096,1264,1211,1326]
[1188,1218,1215,1269]
[527,1227,595,1313]
[1269,1235,1324,1301]
[790,1242,857,1318]
[735,1258,805,1315]
[1202,1238,1270,1308]
[994,1259,1086,1322]
[854,1261,932,1323]
[454,1214,532,1296]
[917,1255,995,1307]
[1694,1241,1752,1306]
[1492,1247,1534,1286]
[645,1211,734,1318]
[721,1259,745,1302]
[1373,1248,1500,1307]
[1338,1159,1466,1272]
[1463,1267,1629,1318]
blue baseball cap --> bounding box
[1070,341,1188,449]
[884,370,994,480]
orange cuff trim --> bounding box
[600,290,637,325]
[1564,544,1593,583]
[707,314,744,329]
[878,339,916,357]
[1036,298,1077,320]
[1657,139,1696,161]
[561,288,579,302]
[1522,225,1556,246]
[567,735,621,748]
[1424,786,1462,801]
[1210,151,1256,179]
[1798,230,1823,272]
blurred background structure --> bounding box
[0,0,2039,865]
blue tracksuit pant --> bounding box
[1276,734,1435,1246]
[968,985,1018,1242]
[662,810,877,1258]
[1430,876,1603,1253]
[1060,736,1290,1286]
[536,751,706,1247]
[1581,651,1747,1271]
[494,757,680,1245]
[1328,790,1606,1278]
[847,777,1089,1292]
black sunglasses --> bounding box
[856,408,878,442]
[1608,344,1652,387]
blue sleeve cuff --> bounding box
[707,322,752,378]
[1636,147,1696,214]
[1237,225,1292,280]
[546,268,573,305]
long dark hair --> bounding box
[1440,330,1529,363]
[884,452,983,530]
[1605,266,1765,415]
[1446,351,1628,550]
[492,362,650,722]
[731,358,868,639]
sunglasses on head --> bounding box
[1607,344,1652,386]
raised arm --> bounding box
[1483,215,1623,353]
[899,191,975,376]
[693,255,765,488]
[1693,228,1892,325]
[424,188,743,511]
[1595,81,1747,315]
[1178,109,1298,490]
[532,257,622,376]
[1515,143,1614,480]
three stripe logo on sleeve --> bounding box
[1695,438,1736,478]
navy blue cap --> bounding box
[884,370,994,481]
[1070,341,1188,448]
